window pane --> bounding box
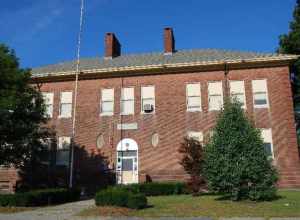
[264,143,272,158]
[188,97,201,108]
[42,93,53,105]
[118,151,137,157]
[252,80,267,93]
[230,81,245,94]
[121,100,134,114]
[187,84,200,96]
[188,132,203,142]
[121,88,134,100]
[232,93,245,105]
[209,95,223,110]
[122,158,133,171]
[102,89,114,101]
[60,103,72,117]
[61,92,72,103]
[46,104,53,117]
[102,101,114,113]
[142,86,154,99]
[56,150,69,166]
[254,93,267,105]
[208,82,222,95]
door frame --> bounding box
[116,138,139,184]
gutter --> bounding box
[31,55,299,79]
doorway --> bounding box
[116,139,138,184]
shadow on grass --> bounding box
[215,194,283,202]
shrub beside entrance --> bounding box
[95,187,147,209]
[95,182,186,209]
[0,188,80,207]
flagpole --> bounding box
[69,0,84,188]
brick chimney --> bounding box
[164,27,175,55]
[105,33,121,58]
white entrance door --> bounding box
[116,139,138,184]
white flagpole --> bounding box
[69,0,84,188]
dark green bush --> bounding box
[121,182,187,196]
[95,187,130,207]
[95,187,147,209]
[127,193,147,209]
[0,188,80,207]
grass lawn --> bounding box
[78,190,300,219]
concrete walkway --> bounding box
[0,199,94,220]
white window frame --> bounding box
[59,91,72,118]
[260,128,274,159]
[252,79,269,109]
[186,83,202,112]
[141,86,155,114]
[187,131,204,143]
[100,88,114,116]
[42,92,54,118]
[208,81,223,111]
[230,80,246,109]
[58,136,71,150]
[120,87,135,115]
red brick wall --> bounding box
[3,65,300,192]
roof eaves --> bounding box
[31,54,299,79]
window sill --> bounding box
[187,109,202,112]
[120,113,134,116]
[58,116,72,119]
[254,105,269,109]
[100,113,114,116]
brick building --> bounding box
[1,28,300,192]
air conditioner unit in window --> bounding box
[143,104,154,113]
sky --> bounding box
[0,0,297,68]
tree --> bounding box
[278,0,300,139]
[0,43,49,167]
[178,137,205,195]
[202,99,278,201]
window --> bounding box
[141,86,155,113]
[188,131,203,143]
[208,81,223,110]
[42,92,54,117]
[230,81,246,108]
[252,79,269,108]
[186,83,201,111]
[120,87,134,115]
[57,137,71,166]
[100,89,114,116]
[59,91,72,118]
[58,136,71,150]
[261,129,274,159]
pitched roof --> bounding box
[31,49,297,78]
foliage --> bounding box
[178,137,205,195]
[0,188,80,207]
[202,99,278,201]
[0,43,49,167]
[127,193,148,209]
[95,187,147,209]
[278,0,300,135]
[119,182,187,196]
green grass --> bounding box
[78,190,300,219]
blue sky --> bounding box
[0,0,296,68]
